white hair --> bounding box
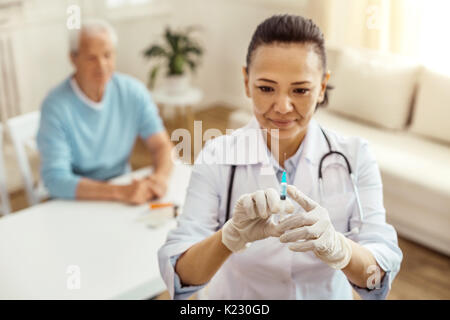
[69,19,118,54]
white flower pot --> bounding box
[164,74,190,94]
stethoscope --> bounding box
[224,126,364,237]
[318,127,364,236]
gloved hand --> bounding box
[278,185,352,270]
[222,188,294,252]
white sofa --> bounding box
[228,46,450,256]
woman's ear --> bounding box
[242,66,250,98]
[318,71,331,103]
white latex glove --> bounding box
[222,188,294,252]
[278,185,352,270]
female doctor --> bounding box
[158,14,402,300]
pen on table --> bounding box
[149,202,179,217]
[137,202,178,224]
[149,202,174,209]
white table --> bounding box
[151,87,203,134]
[0,162,192,299]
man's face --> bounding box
[71,30,116,89]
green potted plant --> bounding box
[143,26,203,94]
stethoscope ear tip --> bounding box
[344,227,359,237]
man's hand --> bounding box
[119,178,154,205]
[113,172,169,205]
[277,185,352,270]
[145,173,168,199]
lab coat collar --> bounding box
[220,116,328,166]
[301,117,330,166]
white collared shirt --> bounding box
[70,77,104,110]
[266,138,304,185]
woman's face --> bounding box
[243,43,330,140]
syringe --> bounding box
[279,171,288,222]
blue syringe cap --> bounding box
[282,171,287,184]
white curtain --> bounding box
[314,0,450,75]
[0,30,21,123]
[316,0,422,56]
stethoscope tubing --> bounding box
[319,127,364,236]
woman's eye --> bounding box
[294,88,309,94]
[258,86,274,93]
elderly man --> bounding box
[37,19,173,205]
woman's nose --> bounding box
[273,95,294,114]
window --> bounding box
[104,0,169,21]
[418,0,450,74]
[106,0,152,9]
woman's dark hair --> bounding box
[246,14,332,108]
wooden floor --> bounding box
[6,105,450,300]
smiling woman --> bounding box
[158,14,402,300]
[242,15,331,164]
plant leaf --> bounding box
[186,59,197,73]
[182,45,203,56]
[147,25,204,76]
[148,65,160,89]
[143,45,168,59]
[165,27,180,54]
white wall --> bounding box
[192,0,317,111]
[2,0,73,115]
[110,0,327,111]
[12,21,73,114]
[6,0,327,114]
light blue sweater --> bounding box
[37,72,164,199]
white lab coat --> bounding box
[158,116,402,300]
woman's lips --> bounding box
[269,119,296,128]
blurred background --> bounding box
[0,0,448,299]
